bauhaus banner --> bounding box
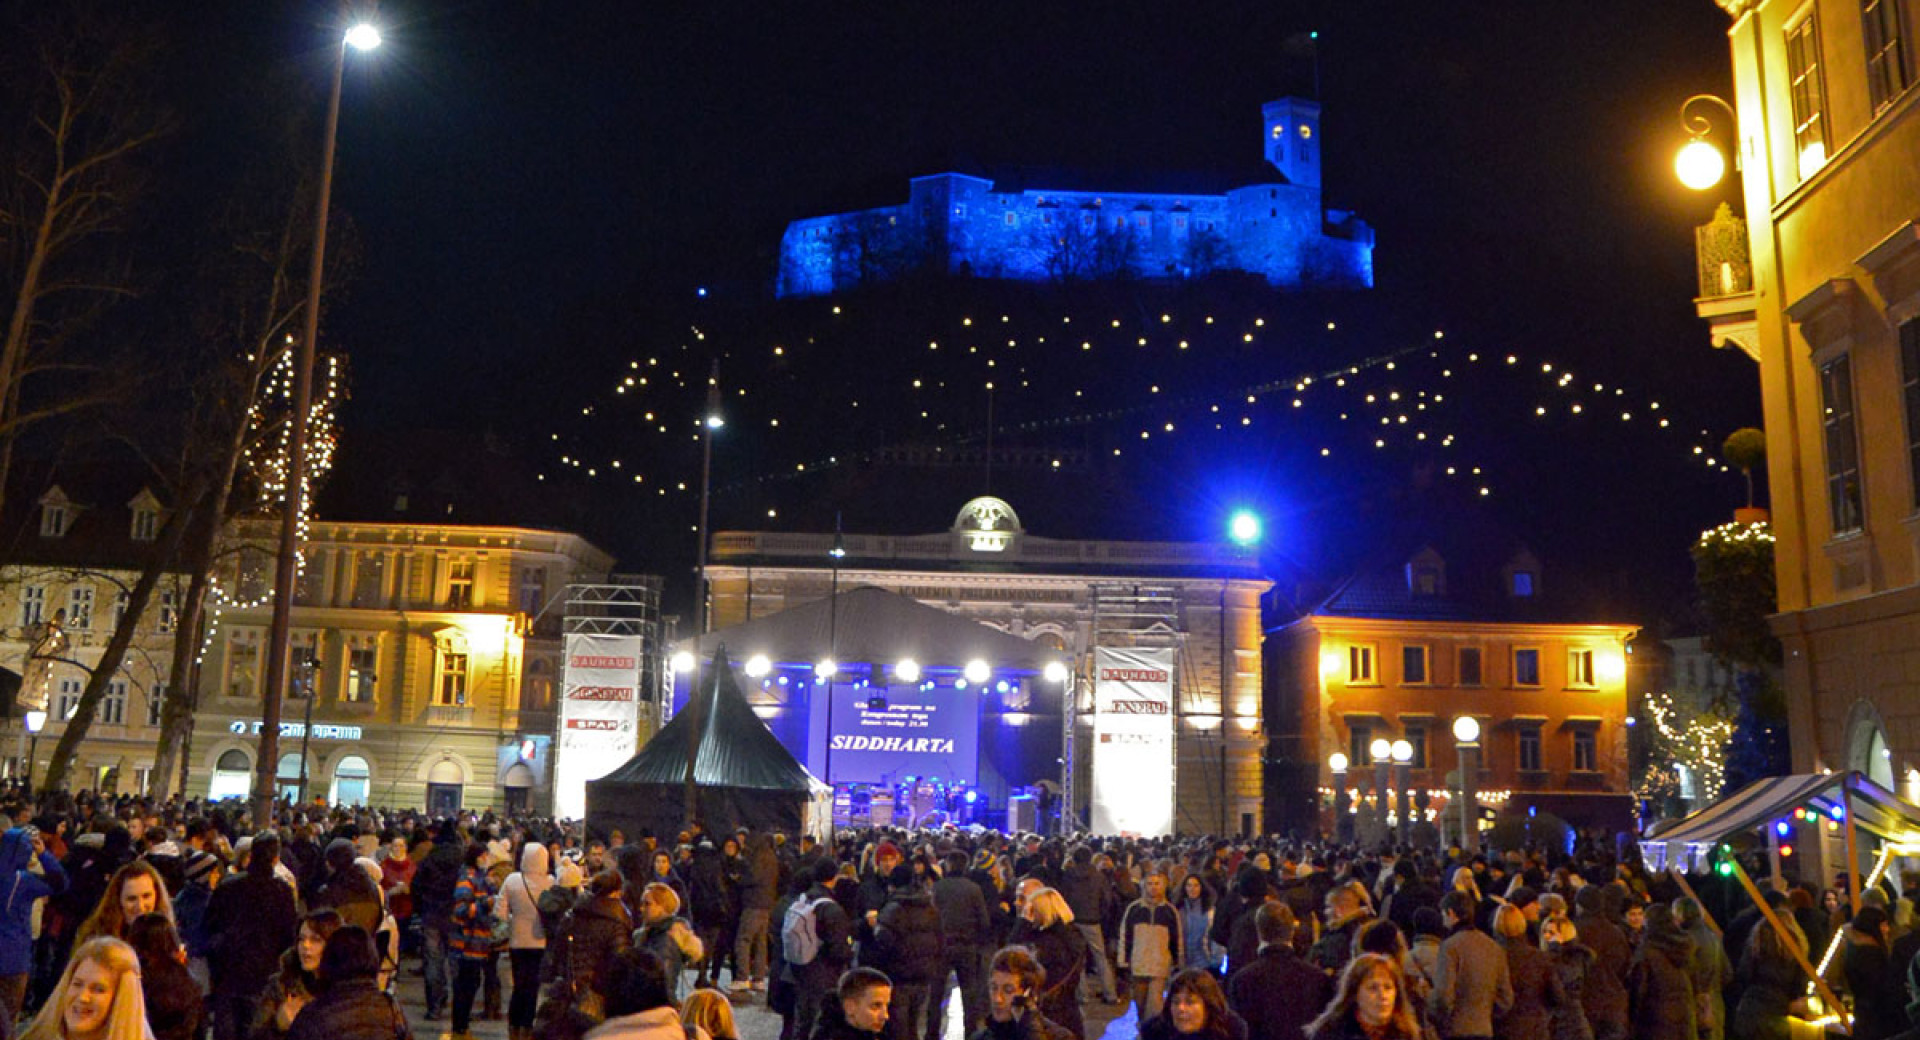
[555,633,644,818]
[1091,647,1175,836]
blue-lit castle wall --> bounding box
[777,97,1373,297]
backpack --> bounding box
[782,895,835,966]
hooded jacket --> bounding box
[505,843,555,949]
[0,828,66,975]
[311,838,383,934]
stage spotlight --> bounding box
[670,651,695,673]
[895,658,922,683]
[964,659,991,683]
[1043,661,1070,683]
[744,654,771,677]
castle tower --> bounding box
[1261,97,1321,189]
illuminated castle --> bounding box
[777,97,1373,297]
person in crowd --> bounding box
[683,841,731,990]
[1018,889,1085,1040]
[969,946,1072,1040]
[1493,903,1561,1040]
[1308,883,1370,978]
[1730,912,1808,1040]
[633,882,703,1001]
[1175,875,1216,976]
[1430,890,1512,1040]
[410,820,463,1024]
[252,911,343,1040]
[1140,968,1247,1040]
[1405,908,1445,999]
[575,947,705,1040]
[867,865,945,1040]
[1118,871,1183,1023]
[1226,902,1328,1040]
[644,851,687,919]
[448,842,498,1039]
[73,862,171,948]
[205,832,299,1040]
[788,858,857,1040]
[1057,847,1118,1006]
[812,966,893,1040]
[0,827,67,1021]
[682,988,739,1040]
[308,841,381,935]
[1669,898,1726,1040]
[930,851,992,1040]
[1304,954,1425,1040]
[1538,916,1594,1040]
[734,833,780,995]
[1624,905,1695,1040]
[1845,905,1905,1040]
[126,914,199,1040]
[1381,861,1437,939]
[1569,886,1629,1040]
[377,835,414,950]
[534,870,631,1040]
[20,936,151,1040]
[501,841,553,1040]
[284,927,408,1040]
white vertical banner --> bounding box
[1091,647,1175,836]
[555,633,644,819]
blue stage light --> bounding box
[964,790,977,804]
[1229,510,1262,546]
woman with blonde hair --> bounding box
[680,989,738,1040]
[74,861,174,947]
[22,936,154,1040]
[1021,889,1087,1040]
[1305,953,1423,1040]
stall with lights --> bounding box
[669,586,1071,832]
[1640,771,1920,1036]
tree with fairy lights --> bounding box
[1635,690,1737,817]
[1691,518,1789,795]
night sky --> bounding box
[13,2,1762,626]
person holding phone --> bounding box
[971,947,1072,1040]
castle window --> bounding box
[1271,124,1283,139]
[1005,212,1017,228]
[1299,124,1312,139]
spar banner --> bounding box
[1091,647,1175,836]
[555,633,644,819]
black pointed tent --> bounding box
[586,646,824,839]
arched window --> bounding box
[209,749,252,801]
[331,755,371,806]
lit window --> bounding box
[1348,645,1376,684]
[1511,571,1535,597]
[1402,645,1429,685]
[113,590,129,629]
[1519,727,1542,772]
[348,643,378,704]
[1862,0,1908,113]
[1005,212,1018,228]
[1786,13,1830,177]
[19,586,45,628]
[447,559,475,610]
[1271,124,1283,139]
[1349,722,1374,766]
[438,652,469,707]
[158,589,178,633]
[131,509,158,542]
[227,632,260,700]
[1458,647,1483,687]
[1298,123,1312,139]
[518,566,545,617]
[1821,354,1864,533]
[1573,729,1598,772]
[1569,648,1596,688]
[67,586,94,630]
[1514,648,1541,687]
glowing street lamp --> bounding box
[1370,738,1392,838]
[1329,752,1351,843]
[1391,739,1414,845]
[1675,94,1738,190]
[344,23,382,51]
[1453,715,1481,847]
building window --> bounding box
[147,684,166,728]
[1573,729,1598,772]
[446,559,475,610]
[19,586,45,628]
[67,586,93,630]
[1406,726,1428,769]
[1902,321,1920,510]
[1519,727,1543,772]
[1411,567,1441,596]
[437,652,469,706]
[158,590,178,634]
[1348,645,1376,684]
[1511,571,1535,597]
[101,681,126,725]
[1402,645,1429,685]
[291,634,319,700]
[1568,648,1596,688]
[1458,647,1484,687]
[1514,648,1542,687]
[1172,213,1188,232]
[40,505,67,538]
[347,644,377,703]
[1787,12,1830,177]
[56,678,82,721]
[1863,0,1909,112]
[954,204,967,219]
[131,509,158,542]
[1004,212,1017,228]
[1821,354,1864,533]
[227,632,260,700]
[1349,722,1374,766]
[113,590,129,629]
[518,567,545,617]
[353,553,385,608]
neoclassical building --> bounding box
[702,497,1270,835]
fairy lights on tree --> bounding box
[1638,689,1737,806]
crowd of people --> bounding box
[0,792,1914,1040]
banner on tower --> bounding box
[1090,646,1175,836]
[555,633,644,819]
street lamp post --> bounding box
[1675,94,1740,190]
[22,711,45,799]
[1329,752,1350,844]
[254,19,380,825]
[694,360,723,634]
[1453,715,1481,850]
[1370,738,1391,845]
[1391,739,1413,846]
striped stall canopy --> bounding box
[1639,771,1920,871]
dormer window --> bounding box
[40,505,67,538]
[1511,571,1535,598]
[131,509,157,542]
[1411,568,1440,597]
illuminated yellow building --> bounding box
[187,519,612,812]
[1697,0,1920,792]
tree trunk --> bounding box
[148,479,223,799]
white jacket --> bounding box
[501,843,554,949]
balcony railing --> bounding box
[1696,203,1752,298]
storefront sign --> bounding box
[555,633,644,818]
[227,719,362,740]
[1090,647,1175,836]
[816,682,979,785]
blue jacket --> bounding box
[0,828,67,975]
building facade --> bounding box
[1265,544,1637,835]
[703,497,1270,835]
[777,97,1373,297]
[1698,0,1920,795]
[187,520,614,812]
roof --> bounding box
[679,585,1056,671]
[1639,772,1920,859]
[593,646,819,793]
[0,459,178,574]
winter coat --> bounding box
[311,839,383,935]
[1432,925,1514,1039]
[451,865,497,959]
[869,887,946,984]
[206,866,300,997]
[1571,909,1630,1034]
[504,843,554,950]
[1544,942,1596,1040]
[794,883,857,990]
[584,1007,708,1040]
[683,846,730,928]
[931,875,992,950]
[53,829,131,939]
[1731,946,1800,1040]
[536,890,633,1040]
[1845,937,1906,1040]
[1025,921,1085,1040]
[1626,932,1697,1040]
[1498,938,1563,1040]
[967,1009,1076,1040]
[140,948,205,1040]
[810,1002,885,1040]
[1303,1012,1424,1040]
[285,976,410,1040]
[1384,878,1440,936]
[1118,900,1183,979]
[1307,913,1368,978]
[1056,862,1111,927]
[740,835,779,912]
[0,828,65,976]
[412,838,463,922]
[1682,921,1729,1040]
[1139,1006,1248,1040]
[1226,945,1330,1040]
[636,914,702,999]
